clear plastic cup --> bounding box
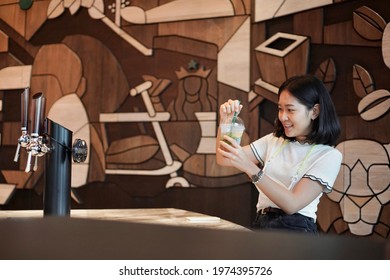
[220,116,245,145]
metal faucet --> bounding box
[14,88,31,163]
[25,92,51,172]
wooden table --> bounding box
[0,208,248,231]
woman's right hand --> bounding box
[216,99,243,166]
[219,99,242,122]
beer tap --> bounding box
[13,89,88,216]
[14,88,30,163]
[25,92,51,173]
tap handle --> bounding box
[14,88,30,163]
[33,156,38,172]
[21,87,30,131]
[31,92,46,136]
[25,151,32,173]
[14,143,21,162]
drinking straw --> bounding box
[231,100,240,124]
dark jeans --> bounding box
[252,211,318,234]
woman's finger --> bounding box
[222,135,241,149]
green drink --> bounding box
[220,116,245,145]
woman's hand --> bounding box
[217,135,258,176]
[219,99,242,122]
[216,108,261,177]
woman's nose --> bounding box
[279,111,288,121]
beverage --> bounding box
[220,116,245,145]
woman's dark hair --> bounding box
[274,74,341,146]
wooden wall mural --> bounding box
[0,0,389,239]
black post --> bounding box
[44,119,72,216]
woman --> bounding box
[216,75,342,233]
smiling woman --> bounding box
[274,75,340,146]
[216,75,342,234]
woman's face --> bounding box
[278,90,317,143]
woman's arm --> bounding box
[218,139,323,214]
[254,175,323,214]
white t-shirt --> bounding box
[250,133,342,221]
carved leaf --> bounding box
[64,0,75,8]
[88,0,105,19]
[353,64,375,98]
[93,0,104,12]
[121,6,147,24]
[68,0,81,15]
[383,23,390,69]
[106,135,159,164]
[314,58,336,94]
[353,6,386,41]
[358,89,390,121]
[81,0,94,8]
[47,0,65,19]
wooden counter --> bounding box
[0,208,248,231]
[0,208,387,259]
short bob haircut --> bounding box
[274,74,341,146]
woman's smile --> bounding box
[282,123,293,134]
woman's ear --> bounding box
[311,104,320,120]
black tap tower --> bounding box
[14,89,87,217]
[44,119,73,216]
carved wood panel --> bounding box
[0,0,388,239]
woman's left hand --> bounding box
[217,135,252,174]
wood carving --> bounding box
[353,65,390,121]
[255,32,309,88]
[358,89,390,121]
[383,23,390,69]
[0,183,15,205]
[353,6,386,41]
[315,58,336,94]
[100,80,190,188]
[253,0,332,22]
[168,66,215,121]
[120,0,244,24]
[353,64,375,98]
[0,66,32,89]
[330,140,390,236]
